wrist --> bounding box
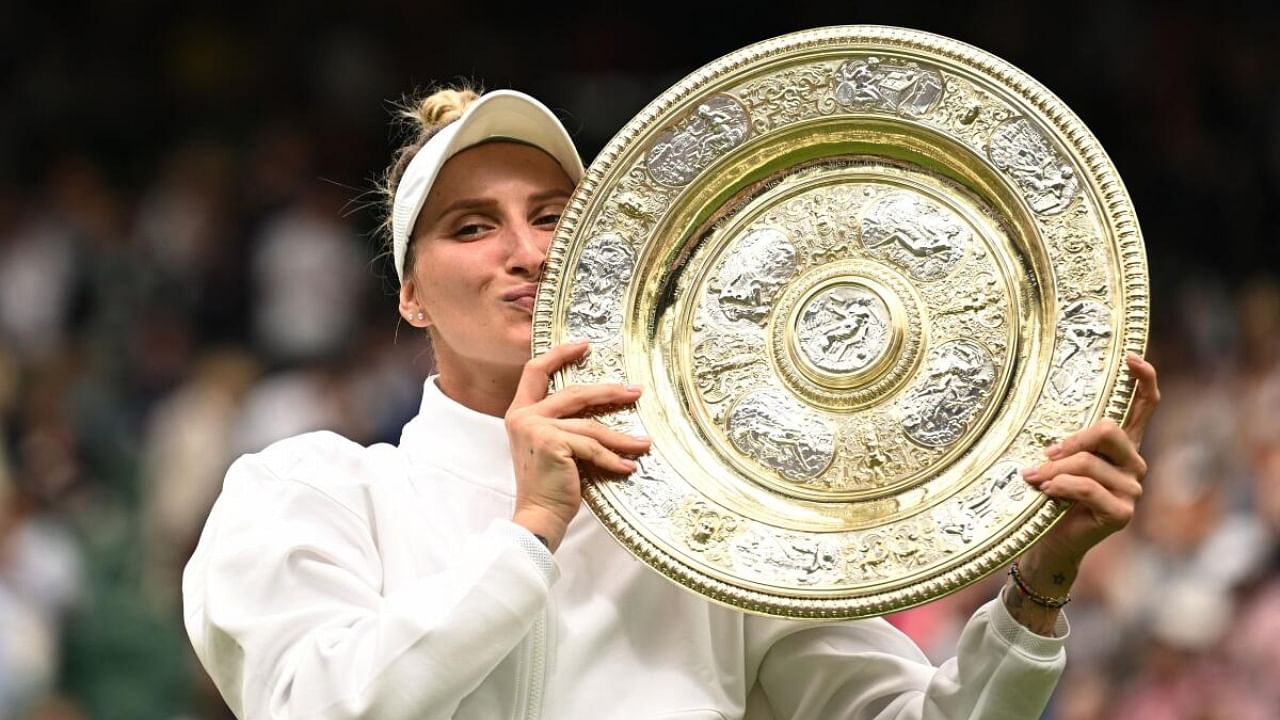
[512,508,568,553]
[1016,547,1080,599]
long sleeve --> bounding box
[753,594,1067,720]
[182,449,557,720]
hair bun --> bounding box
[408,88,480,130]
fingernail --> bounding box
[622,459,637,470]
[1022,466,1040,480]
[625,384,643,393]
[1045,444,1063,459]
[635,435,652,443]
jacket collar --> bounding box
[399,376,516,493]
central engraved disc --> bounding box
[793,282,894,384]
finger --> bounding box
[1123,352,1161,447]
[1044,420,1146,477]
[1023,452,1142,500]
[1037,473,1135,528]
[511,341,590,409]
[553,419,652,455]
[535,382,643,419]
[561,433,638,475]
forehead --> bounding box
[424,141,574,208]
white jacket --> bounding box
[183,379,1067,720]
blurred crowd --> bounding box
[1,1,1278,719]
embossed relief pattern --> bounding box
[1049,300,1112,406]
[735,64,839,133]
[900,340,997,447]
[833,57,945,117]
[567,233,636,343]
[646,95,751,187]
[987,118,1080,215]
[710,227,799,325]
[797,285,892,373]
[861,191,971,280]
[727,389,836,481]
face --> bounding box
[400,141,575,373]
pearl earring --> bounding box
[416,312,425,321]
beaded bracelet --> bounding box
[1008,562,1071,609]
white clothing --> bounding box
[184,379,1067,720]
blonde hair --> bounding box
[380,84,482,280]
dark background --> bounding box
[1,2,1278,718]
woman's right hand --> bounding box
[505,341,651,552]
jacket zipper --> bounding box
[523,598,555,720]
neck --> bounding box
[433,353,523,417]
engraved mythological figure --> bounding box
[987,118,1079,215]
[900,340,997,447]
[750,533,843,585]
[833,57,945,117]
[615,455,681,520]
[839,426,914,489]
[1050,300,1112,406]
[936,463,1029,545]
[938,272,1004,329]
[646,95,750,187]
[797,285,891,373]
[670,498,740,566]
[930,78,1012,146]
[568,233,635,342]
[861,192,969,281]
[712,227,798,325]
[692,333,760,405]
[727,390,835,481]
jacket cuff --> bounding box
[987,587,1070,661]
[491,519,559,586]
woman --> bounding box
[183,86,1160,719]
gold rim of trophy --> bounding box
[533,25,1148,619]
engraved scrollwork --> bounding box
[848,517,949,580]
[646,95,751,187]
[833,57,945,117]
[567,233,635,343]
[710,227,799,325]
[861,191,970,281]
[987,118,1080,215]
[900,340,997,447]
[735,65,838,134]
[1049,300,1113,406]
[594,165,675,243]
[670,497,741,566]
[727,389,835,481]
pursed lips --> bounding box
[503,284,539,311]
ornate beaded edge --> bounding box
[533,25,1148,619]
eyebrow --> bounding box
[434,188,572,221]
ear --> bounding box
[398,278,432,328]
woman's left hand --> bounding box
[1012,353,1161,610]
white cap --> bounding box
[390,89,584,282]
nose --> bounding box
[506,221,548,279]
